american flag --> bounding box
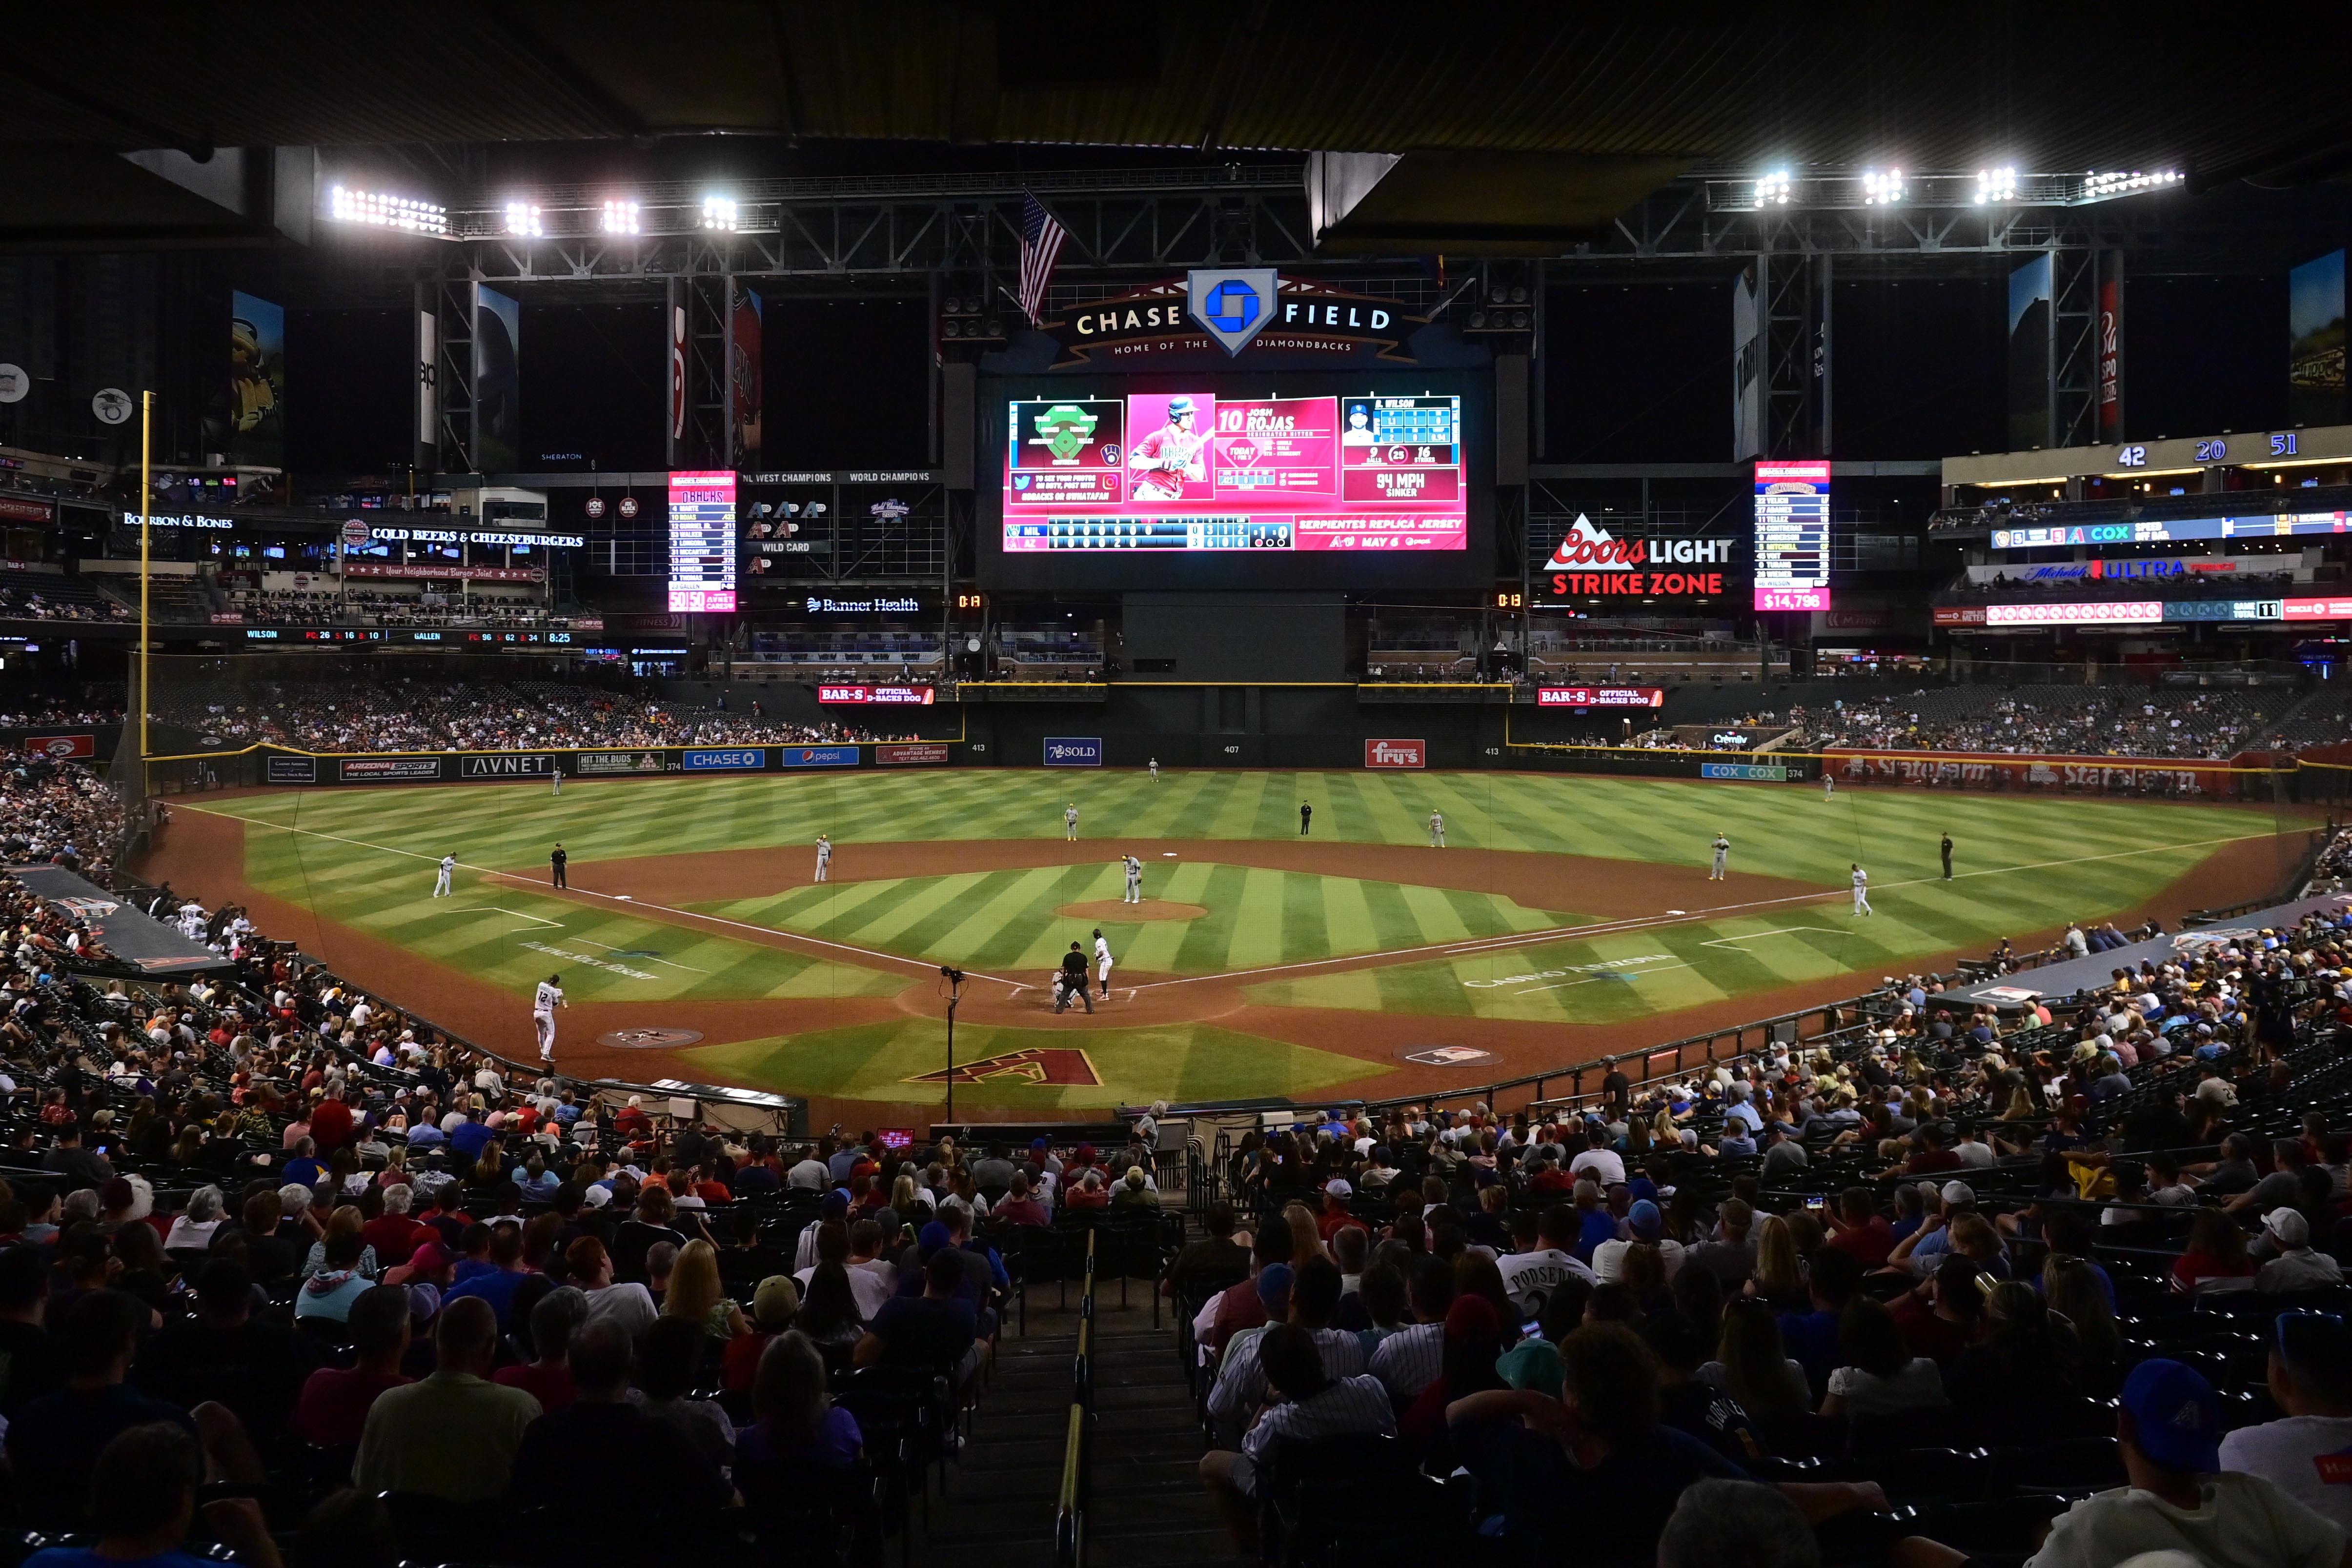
[1016,191,1067,327]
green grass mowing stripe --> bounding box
[1396,881,1478,945]
[1280,868,1331,962]
[839,870,998,951]
[1220,866,1287,968]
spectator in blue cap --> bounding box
[1896,1357,2347,1568]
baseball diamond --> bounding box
[142,767,2311,1124]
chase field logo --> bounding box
[1187,268,1279,357]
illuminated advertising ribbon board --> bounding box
[1537,687,1665,708]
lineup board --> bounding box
[667,470,737,612]
[1753,460,1831,612]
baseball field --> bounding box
[143,767,2312,1122]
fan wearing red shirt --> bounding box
[1824,1188,1896,1268]
[309,1094,354,1154]
[291,1284,413,1447]
[361,1190,436,1268]
[1316,1181,1367,1242]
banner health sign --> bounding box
[779,746,860,768]
[683,748,766,771]
[1044,737,1103,767]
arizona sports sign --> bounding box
[1364,738,1426,769]
[1537,515,1739,602]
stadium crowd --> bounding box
[0,759,2349,1564]
[0,763,1175,1563]
[154,679,915,752]
[227,590,567,631]
[0,584,132,625]
[1176,907,2352,1563]
[1800,688,2281,760]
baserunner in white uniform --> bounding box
[1428,811,1445,848]
[1094,928,1115,999]
[1064,803,1080,841]
[1851,864,1872,916]
[533,972,568,1065]
[1122,854,1143,904]
[433,853,455,897]
[1710,834,1730,881]
[814,834,831,883]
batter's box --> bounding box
[598,1027,705,1049]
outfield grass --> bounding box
[681,1019,1388,1110]
[212,766,2281,881]
[700,860,1579,976]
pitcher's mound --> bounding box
[1056,898,1207,922]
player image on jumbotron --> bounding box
[1342,402,1378,445]
[1129,396,1207,502]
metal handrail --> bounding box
[1053,1230,1098,1568]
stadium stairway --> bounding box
[933,1296,1246,1568]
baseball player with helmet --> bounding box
[1129,396,1207,502]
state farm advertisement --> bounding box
[1538,687,1664,708]
[1364,738,1426,769]
[817,685,935,705]
[1537,516,1740,601]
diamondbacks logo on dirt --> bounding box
[905,1048,1102,1086]
[598,1027,705,1050]
[1400,1045,1496,1067]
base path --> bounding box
[139,800,2305,1128]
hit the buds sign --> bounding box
[1538,515,1741,602]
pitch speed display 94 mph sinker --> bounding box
[1003,392,1466,553]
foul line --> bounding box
[1130,830,2281,991]
[182,804,1014,986]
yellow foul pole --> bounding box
[139,391,150,770]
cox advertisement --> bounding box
[1004,391,1465,555]
[1043,737,1103,767]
